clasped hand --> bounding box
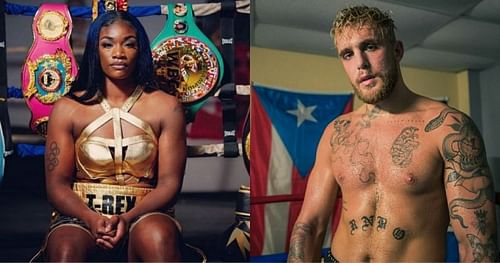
[89,214,128,250]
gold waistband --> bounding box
[73,182,153,217]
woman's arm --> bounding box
[45,98,112,244]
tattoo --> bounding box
[473,209,488,235]
[444,114,493,228]
[424,108,458,132]
[376,216,387,231]
[361,215,374,231]
[466,234,497,262]
[392,227,406,240]
[349,219,358,235]
[358,106,381,128]
[390,126,420,168]
[350,139,375,183]
[46,142,60,172]
[330,118,352,152]
[288,223,313,262]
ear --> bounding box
[393,40,404,61]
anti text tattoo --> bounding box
[466,234,497,262]
[349,219,358,235]
[443,114,494,229]
[361,215,374,231]
[46,141,60,172]
[288,223,313,262]
[392,227,406,240]
[376,216,387,231]
[390,127,420,168]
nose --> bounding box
[112,45,125,59]
[356,54,369,70]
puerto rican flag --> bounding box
[250,84,353,261]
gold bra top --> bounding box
[75,86,158,185]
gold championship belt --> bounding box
[93,0,129,20]
[151,3,224,121]
[73,182,154,217]
[21,3,78,135]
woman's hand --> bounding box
[96,215,129,249]
[83,213,116,249]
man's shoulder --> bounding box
[421,102,472,134]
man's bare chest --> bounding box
[328,117,443,194]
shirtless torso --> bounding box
[291,95,496,262]
[329,97,449,261]
[289,6,496,262]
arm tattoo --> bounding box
[473,209,487,235]
[46,142,60,172]
[288,223,313,262]
[390,126,420,167]
[444,115,493,228]
[466,234,497,262]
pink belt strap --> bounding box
[21,3,78,135]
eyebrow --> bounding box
[99,35,137,41]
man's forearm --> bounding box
[288,223,323,262]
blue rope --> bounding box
[7,86,22,99]
[5,2,163,18]
[16,144,45,157]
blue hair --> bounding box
[70,11,156,104]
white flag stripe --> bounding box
[267,126,292,196]
[262,202,290,255]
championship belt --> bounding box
[21,3,78,135]
[151,3,224,122]
[93,0,129,20]
[72,182,159,217]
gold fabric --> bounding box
[72,182,154,216]
[75,86,158,185]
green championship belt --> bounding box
[151,3,224,122]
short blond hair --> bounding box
[331,5,396,45]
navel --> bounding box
[359,171,375,183]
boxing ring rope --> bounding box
[2,1,250,158]
[4,1,250,17]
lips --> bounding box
[359,75,375,86]
[110,63,127,70]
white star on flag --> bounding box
[287,99,318,127]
